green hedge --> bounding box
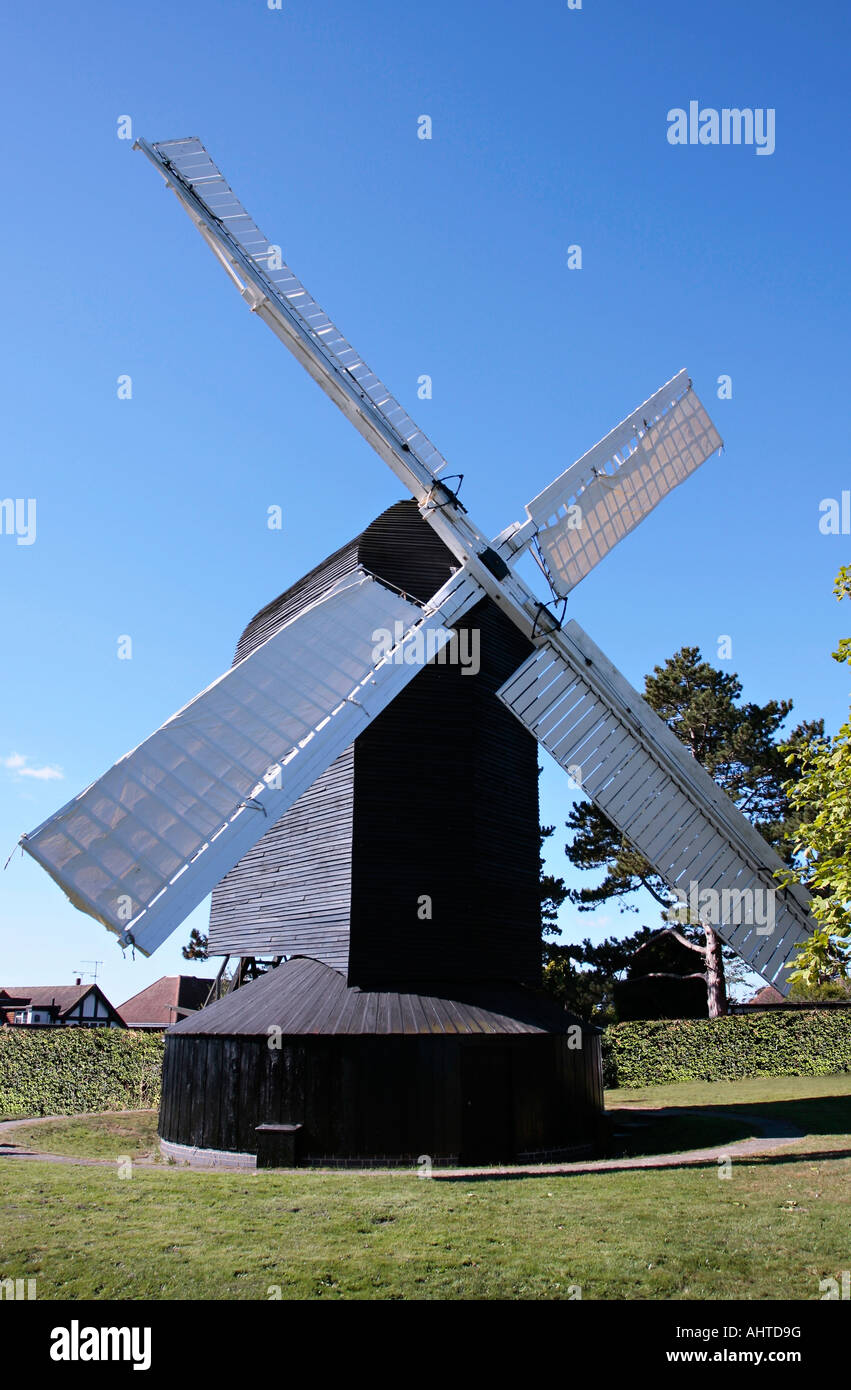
[4,1014,850,1115]
[0,1027,165,1118]
[603,1010,851,1089]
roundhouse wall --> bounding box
[159,1030,604,1165]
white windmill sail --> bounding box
[524,372,723,596]
[133,137,531,612]
[135,140,454,499]
[21,569,480,955]
[497,624,814,991]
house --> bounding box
[118,976,214,1030]
[747,984,785,1006]
[729,983,851,1013]
[727,983,786,1013]
[613,932,708,1021]
[0,982,125,1028]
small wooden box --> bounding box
[255,1123,303,1168]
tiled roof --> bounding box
[119,975,214,1026]
[748,984,785,1005]
[1,985,90,1016]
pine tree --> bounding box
[182,928,209,961]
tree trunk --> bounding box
[703,925,728,1018]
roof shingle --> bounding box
[119,975,214,1027]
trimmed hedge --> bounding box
[3,1014,850,1115]
[603,1010,851,1089]
[0,1027,164,1119]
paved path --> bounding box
[0,1108,812,1178]
[435,1109,806,1180]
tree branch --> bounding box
[640,971,708,982]
[638,874,672,907]
[650,926,708,956]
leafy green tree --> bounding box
[560,647,821,1017]
[780,566,851,988]
[788,977,851,1002]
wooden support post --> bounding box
[206,956,230,1006]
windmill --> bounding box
[19,138,816,1166]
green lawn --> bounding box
[1,1075,849,1300]
[606,1073,851,1158]
[5,1110,161,1161]
[607,1073,851,1109]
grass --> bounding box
[5,1110,161,1161]
[3,1148,848,1299]
[1,1075,849,1300]
[607,1073,851,1109]
[605,1073,851,1158]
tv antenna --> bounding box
[76,960,102,983]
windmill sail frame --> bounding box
[497,624,812,988]
[526,374,723,595]
[22,568,480,955]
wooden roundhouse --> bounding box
[159,502,603,1166]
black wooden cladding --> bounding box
[160,959,604,1165]
[207,500,542,988]
[348,594,538,988]
[207,748,354,969]
[160,1026,603,1165]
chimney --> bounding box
[75,977,81,986]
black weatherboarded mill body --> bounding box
[159,502,603,1166]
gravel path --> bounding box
[0,1108,810,1178]
[435,1109,805,1180]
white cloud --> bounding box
[3,752,64,782]
[19,764,64,781]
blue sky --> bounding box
[1,0,849,1004]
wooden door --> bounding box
[460,1046,514,1164]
